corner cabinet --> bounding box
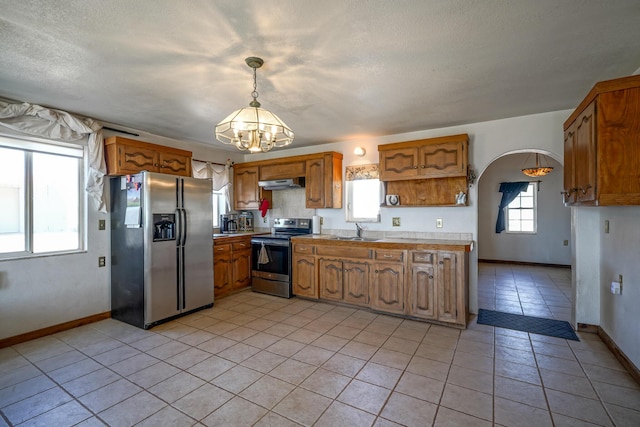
[104,136,192,177]
[563,75,640,206]
[378,134,470,207]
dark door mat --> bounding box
[477,309,579,341]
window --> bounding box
[0,136,84,257]
[212,189,228,227]
[506,182,537,233]
[345,164,381,223]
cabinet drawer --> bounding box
[232,241,251,251]
[214,243,231,252]
[316,245,372,259]
[411,252,433,264]
[375,250,404,262]
[293,243,315,254]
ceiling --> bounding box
[1,1,640,152]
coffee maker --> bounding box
[220,213,238,234]
[238,211,254,232]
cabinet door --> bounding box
[117,144,158,174]
[411,264,436,319]
[563,122,577,205]
[234,166,261,210]
[319,259,343,301]
[231,249,251,290]
[574,101,596,203]
[436,252,460,323]
[158,152,191,176]
[213,245,232,298]
[370,262,404,314]
[379,147,419,181]
[418,141,467,178]
[305,158,325,208]
[343,261,369,306]
[292,254,317,298]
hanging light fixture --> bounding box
[522,153,554,177]
[215,57,294,153]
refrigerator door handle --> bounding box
[175,209,183,247]
[181,208,188,246]
[182,245,186,309]
[175,247,181,311]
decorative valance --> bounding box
[345,164,379,181]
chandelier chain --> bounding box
[251,67,259,102]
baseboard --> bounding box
[577,323,599,334]
[597,326,640,386]
[479,259,571,269]
[0,312,111,349]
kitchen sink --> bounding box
[333,236,379,242]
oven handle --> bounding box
[251,239,290,247]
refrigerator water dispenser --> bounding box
[153,214,176,241]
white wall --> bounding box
[478,153,571,265]
[0,127,239,340]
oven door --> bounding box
[251,238,292,297]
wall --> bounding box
[477,153,571,265]
[246,109,572,315]
[0,126,240,340]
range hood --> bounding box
[258,177,305,190]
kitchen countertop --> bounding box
[292,234,474,252]
[213,231,269,240]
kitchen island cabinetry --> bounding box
[104,136,192,177]
[213,235,252,299]
[291,236,471,328]
[563,75,640,206]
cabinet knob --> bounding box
[579,184,592,195]
[383,254,393,258]
[413,166,418,169]
[428,275,433,279]
[439,261,444,265]
[420,165,426,168]
[375,269,379,273]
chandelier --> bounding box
[215,57,294,153]
[522,153,554,177]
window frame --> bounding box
[212,188,228,228]
[345,178,381,223]
[505,182,537,234]
[0,135,85,260]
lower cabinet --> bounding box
[318,259,369,305]
[292,254,317,298]
[370,260,405,314]
[213,236,252,299]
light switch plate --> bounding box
[436,218,443,228]
[98,219,106,230]
[392,217,401,227]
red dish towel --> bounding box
[259,199,270,217]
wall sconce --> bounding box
[354,147,366,157]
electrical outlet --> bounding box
[320,217,324,225]
[392,217,401,227]
[98,219,106,230]
[263,217,267,223]
[436,218,443,228]
[604,220,610,233]
[563,240,569,246]
[98,256,106,267]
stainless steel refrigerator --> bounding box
[110,172,213,329]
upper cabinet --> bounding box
[104,136,192,177]
[378,134,469,207]
[379,134,468,181]
[563,75,640,206]
[233,152,343,210]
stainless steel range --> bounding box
[251,218,312,298]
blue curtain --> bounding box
[495,181,530,233]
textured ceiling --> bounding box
[1,0,640,151]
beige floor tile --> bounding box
[456,339,495,358]
[303,320,337,334]
[60,368,121,398]
[353,330,389,347]
[452,351,494,375]
[244,318,277,332]
[574,349,627,371]
[33,350,88,373]
[407,355,450,382]
[147,371,205,403]
[391,326,427,342]
[291,345,335,366]
[242,332,282,349]
[204,321,240,335]
[314,401,376,427]
[582,362,639,389]
[264,323,299,337]
[395,371,444,404]
[459,329,494,344]
[286,328,322,344]
[551,413,602,426]
[536,354,584,377]
[546,389,613,426]
[447,365,494,394]
[380,391,438,426]
[339,341,379,360]
[172,383,233,420]
[495,345,537,367]
[370,348,411,370]
[273,387,332,426]
[98,390,166,426]
[254,411,303,426]
[322,353,367,377]
[531,340,576,360]
[203,396,267,427]
[414,342,454,363]
[340,316,374,330]
[164,347,211,369]
[382,336,419,355]
[241,350,287,373]
[494,396,552,427]
[591,380,640,410]
[17,400,92,426]
[266,338,306,357]
[211,365,263,394]
[539,368,597,398]
[239,375,295,409]
[269,358,316,385]
[127,361,181,389]
[495,359,541,385]
[364,322,398,336]
[338,379,391,415]
[300,368,351,398]
[494,334,532,351]
[327,324,362,340]
[217,342,261,363]
[78,378,141,413]
[146,340,190,360]
[2,387,72,425]
[137,405,196,426]
[312,334,349,351]
[109,353,159,377]
[196,336,237,354]
[261,311,292,323]
[159,324,199,340]
[186,355,236,381]
[494,376,547,409]
[440,383,493,421]
[605,403,640,427]
[0,374,56,408]
[356,362,403,389]
[222,326,259,341]
[433,406,492,427]
[48,358,103,384]
[373,417,403,426]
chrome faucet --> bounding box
[355,223,363,238]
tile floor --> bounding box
[478,262,573,322]
[2,272,640,426]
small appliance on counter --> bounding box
[220,213,238,233]
[238,211,254,232]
